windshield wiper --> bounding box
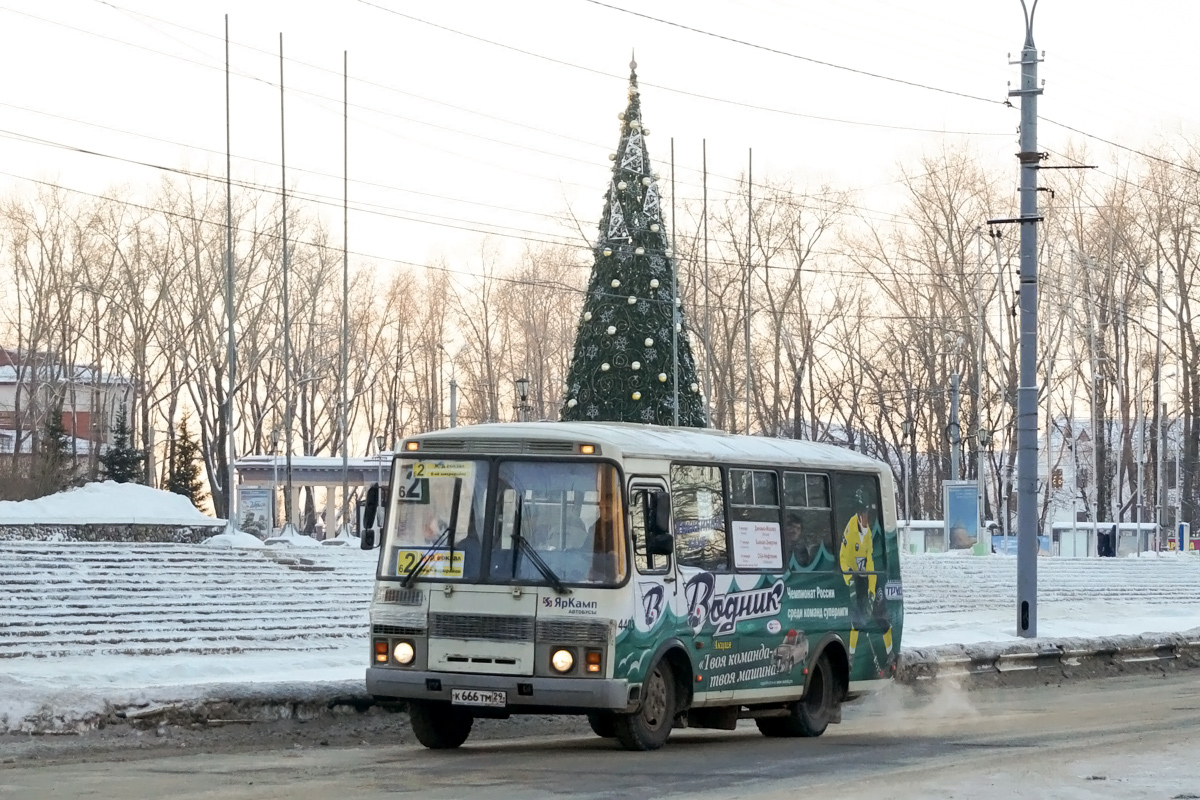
[512,497,571,595]
[402,528,448,588]
[401,478,462,588]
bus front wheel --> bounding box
[408,700,473,749]
[756,653,840,738]
[613,661,676,751]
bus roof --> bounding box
[409,421,884,472]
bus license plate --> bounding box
[451,688,506,708]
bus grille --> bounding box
[430,613,534,642]
[373,624,425,636]
[536,619,610,644]
[382,588,424,605]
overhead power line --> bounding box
[581,0,1003,106]
[1042,116,1200,179]
[352,0,1007,135]
[1,170,981,322]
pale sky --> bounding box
[0,0,1194,273]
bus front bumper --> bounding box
[366,667,634,712]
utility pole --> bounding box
[744,148,753,435]
[1011,0,1042,637]
[1086,255,1100,530]
[223,16,238,534]
[340,50,350,538]
[1155,257,1165,551]
[279,33,296,536]
[671,137,679,427]
[976,229,987,532]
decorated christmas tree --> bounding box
[560,60,706,427]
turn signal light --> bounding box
[404,441,420,451]
[586,650,602,673]
[580,444,596,455]
[374,640,388,663]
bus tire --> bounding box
[587,711,616,738]
[756,653,840,738]
[408,700,473,749]
[612,660,675,751]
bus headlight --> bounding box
[394,641,415,665]
[551,649,574,673]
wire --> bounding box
[0,117,945,256]
[0,170,1003,321]
[353,0,1009,136]
[0,128,587,249]
[1043,117,1200,179]
[0,100,590,228]
[6,2,1002,236]
[580,0,1003,106]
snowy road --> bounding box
[2,674,1197,799]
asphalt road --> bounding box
[3,675,1199,799]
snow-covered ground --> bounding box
[2,542,1199,731]
[0,481,224,526]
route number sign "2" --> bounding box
[398,461,472,504]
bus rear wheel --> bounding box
[612,661,675,751]
[408,700,474,749]
[756,653,840,738]
[587,711,616,738]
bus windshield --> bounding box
[383,458,489,581]
[489,461,626,586]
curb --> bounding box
[896,628,1200,687]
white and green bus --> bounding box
[362,422,903,751]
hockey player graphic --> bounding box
[839,495,894,676]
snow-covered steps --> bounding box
[899,552,1200,615]
[0,543,376,660]
[3,543,1200,663]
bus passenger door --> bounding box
[628,480,677,630]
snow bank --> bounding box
[0,482,222,526]
[201,529,265,548]
[263,528,323,547]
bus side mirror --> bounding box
[360,485,379,550]
[647,490,673,556]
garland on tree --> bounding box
[560,60,706,427]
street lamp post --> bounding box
[515,376,531,422]
[375,434,385,489]
[901,418,914,553]
[978,427,993,550]
[944,333,964,481]
[270,427,281,533]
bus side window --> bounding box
[670,464,729,572]
[729,468,782,570]
[783,471,833,569]
[631,488,669,573]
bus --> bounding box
[361,422,903,751]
